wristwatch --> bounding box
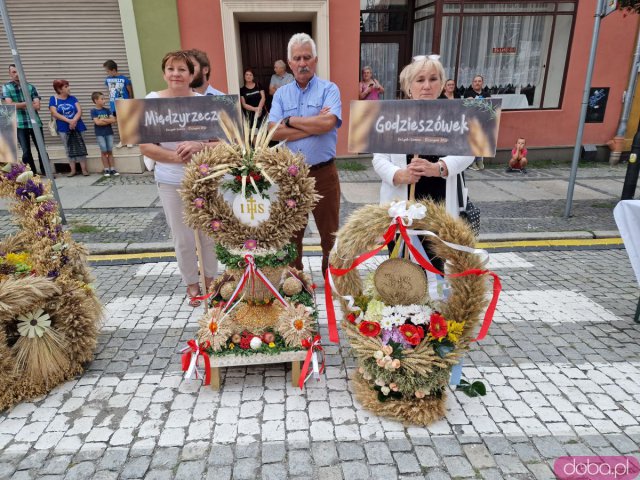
[284,116,291,128]
[438,160,446,178]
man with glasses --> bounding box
[269,33,342,274]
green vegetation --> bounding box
[70,223,100,234]
[337,160,368,172]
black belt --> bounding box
[309,158,335,171]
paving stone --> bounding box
[337,442,365,460]
[288,450,313,476]
[208,444,234,466]
[98,447,129,471]
[174,460,206,480]
[262,463,287,480]
[63,461,95,480]
[317,465,343,480]
[262,442,286,464]
[39,455,72,475]
[120,456,151,479]
[364,441,393,464]
[442,456,476,478]
[233,457,260,480]
[371,465,398,480]
[151,447,180,469]
[393,452,422,474]
[463,443,496,469]
[312,441,339,466]
[341,461,370,480]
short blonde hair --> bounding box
[399,57,445,98]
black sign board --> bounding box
[116,95,241,144]
[0,105,17,163]
[585,87,609,124]
[348,98,502,157]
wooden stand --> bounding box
[208,351,308,390]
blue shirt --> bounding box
[91,107,114,136]
[269,75,341,165]
[105,74,132,112]
[49,95,86,133]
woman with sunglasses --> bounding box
[372,55,474,267]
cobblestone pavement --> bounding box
[0,164,632,246]
[1,247,639,479]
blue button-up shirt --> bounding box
[269,75,342,165]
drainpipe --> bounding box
[608,25,640,165]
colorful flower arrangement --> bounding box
[346,275,467,402]
[329,200,496,425]
[0,161,102,411]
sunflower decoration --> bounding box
[197,306,233,352]
[277,304,315,347]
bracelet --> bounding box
[438,160,446,178]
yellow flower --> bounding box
[5,252,29,266]
[229,343,235,349]
[446,320,465,343]
[268,342,275,348]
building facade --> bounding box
[1,0,638,158]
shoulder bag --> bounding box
[48,96,58,136]
[457,172,481,236]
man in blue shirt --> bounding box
[269,33,342,274]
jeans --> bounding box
[96,134,114,152]
[17,127,46,174]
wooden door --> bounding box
[239,22,312,106]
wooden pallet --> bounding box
[209,350,308,389]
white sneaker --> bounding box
[468,164,479,171]
[477,158,485,170]
[116,142,123,149]
[103,169,111,177]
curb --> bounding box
[84,230,622,256]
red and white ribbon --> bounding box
[180,339,211,385]
[299,335,325,389]
[325,214,501,344]
[223,255,289,313]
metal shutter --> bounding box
[0,0,129,147]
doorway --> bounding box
[239,22,312,108]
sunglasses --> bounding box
[412,54,441,62]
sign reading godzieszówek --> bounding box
[348,98,502,157]
[116,95,240,145]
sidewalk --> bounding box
[0,161,633,254]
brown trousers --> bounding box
[291,162,340,273]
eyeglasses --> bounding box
[412,54,441,63]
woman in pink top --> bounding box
[359,66,384,100]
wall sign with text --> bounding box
[116,95,241,144]
[348,98,502,157]
[0,105,17,163]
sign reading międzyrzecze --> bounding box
[115,95,241,144]
[0,105,17,163]
[348,98,502,157]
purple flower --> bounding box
[244,239,258,250]
[287,165,299,177]
[198,164,210,175]
[285,198,297,208]
[381,326,411,348]
[4,163,26,181]
[210,219,222,231]
[15,180,44,200]
[47,270,59,278]
[194,197,205,209]
[35,201,56,218]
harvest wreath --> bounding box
[0,162,102,411]
[327,199,500,425]
[179,117,322,387]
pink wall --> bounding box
[176,0,228,93]
[498,2,639,149]
[328,0,361,155]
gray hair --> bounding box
[274,59,286,69]
[399,57,445,98]
[287,33,317,60]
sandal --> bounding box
[66,172,77,178]
[187,285,202,308]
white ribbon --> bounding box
[388,200,426,226]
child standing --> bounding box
[103,59,133,148]
[90,92,118,177]
[506,137,528,174]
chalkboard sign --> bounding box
[116,95,241,144]
[585,88,609,124]
[348,98,502,157]
[0,105,17,163]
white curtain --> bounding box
[361,43,400,99]
[413,18,434,58]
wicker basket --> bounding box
[227,265,285,303]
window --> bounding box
[437,1,576,109]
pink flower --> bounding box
[415,390,426,399]
[287,165,299,176]
[244,239,258,250]
[210,219,222,231]
[286,198,297,208]
[194,198,205,209]
[198,164,210,175]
